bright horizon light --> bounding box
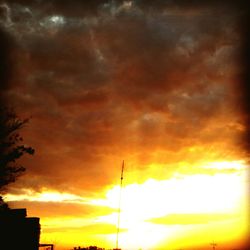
[5,160,248,250]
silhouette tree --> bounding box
[0,107,34,206]
[0,22,35,209]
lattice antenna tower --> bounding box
[116,160,125,250]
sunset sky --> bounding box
[0,1,249,250]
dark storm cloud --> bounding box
[0,25,14,101]
[136,0,246,12]
[0,0,245,193]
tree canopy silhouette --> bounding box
[0,107,34,192]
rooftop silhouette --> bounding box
[0,208,40,250]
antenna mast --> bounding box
[116,160,124,250]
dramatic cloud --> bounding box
[0,0,247,198]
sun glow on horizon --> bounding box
[91,160,248,249]
[93,160,247,213]
[5,160,249,250]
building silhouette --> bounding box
[0,208,40,250]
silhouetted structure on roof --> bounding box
[0,208,40,250]
[71,246,121,250]
[72,247,105,250]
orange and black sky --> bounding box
[0,1,249,250]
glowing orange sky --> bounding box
[0,1,249,250]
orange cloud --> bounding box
[1,2,249,249]
[0,0,246,196]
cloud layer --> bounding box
[0,0,247,195]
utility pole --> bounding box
[115,160,124,250]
